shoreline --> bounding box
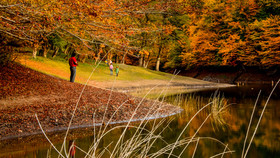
[0,80,233,141]
[0,106,183,141]
[0,62,234,141]
[89,79,236,98]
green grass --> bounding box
[16,54,196,84]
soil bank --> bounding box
[179,66,280,84]
[0,63,233,141]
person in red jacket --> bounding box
[68,140,76,158]
[69,52,78,82]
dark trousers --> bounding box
[70,66,76,82]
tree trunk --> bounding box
[32,46,38,59]
[155,33,163,71]
[52,47,59,58]
[156,44,162,71]
[81,55,87,63]
[144,61,149,68]
[43,45,49,58]
[139,53,143,66]
[122,51,127,64]
[95,52,100,65]
[156,57,160,71]
[64,45,70,55]
[144,54,150,68]
[116,55,119,63]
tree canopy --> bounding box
[1,0,280,69]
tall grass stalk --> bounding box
[210,147,234,158]
[109,85,160,158]
[82,83,166,157]
[35,50,110,157]
[116,71,181,157]
[241,90,261,158]
[60,50,110,157]
[192,137,199,158]
[109,71,181,158]
[35,113,65,158]
[243,79,280,158]
[35,57,237,158]
[178,95,232,157]
[86,99,129,156]
[66,69,179,157]
[178,113,212,157]
[209,91,231,131]
[221,144,229,158]
[148,137,233,158]
[167,102,212,158]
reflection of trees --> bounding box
[165,93,280,157]
[226,99,280,152]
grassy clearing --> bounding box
[15,54,236,100]
[16,54,192,83]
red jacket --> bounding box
[69,57,78,67]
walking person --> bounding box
[115,66,119,77]
[68,140,76,158]
[109,63,113,75]
[69,52,78,82]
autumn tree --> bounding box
[0,1,63,58]
[249,16,280,67]
[2,0,280,71]
[178,0,280,69]
[0,1,127,58]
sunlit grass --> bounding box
[17,55,166,82]
[16,54,212,86]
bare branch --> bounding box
[0,4,22,8]
[0,29,34,42]
[0,16,16,23]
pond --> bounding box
[1,83,280,158]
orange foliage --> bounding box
[1,0,280,69]
[180,0,280,68]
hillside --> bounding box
[0,62,182,140]
[0,55,234,140]
[16,55,234,97]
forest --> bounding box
[1,0,280,72]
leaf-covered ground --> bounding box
[0,63,182,140]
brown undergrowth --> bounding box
[0,62,181,140]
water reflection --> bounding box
[171,84,280,158]
[1,84,280,157]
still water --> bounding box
[1,84,280,158]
